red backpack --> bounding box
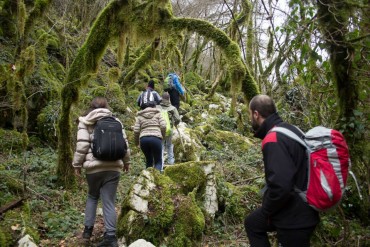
[271,126,353,211]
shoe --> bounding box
[82,226,93,239]
[97,234,118,247]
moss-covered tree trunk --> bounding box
[57,1,125,187]
[317,0,369,224]
[168,18,259,112]
[316,0,358,130]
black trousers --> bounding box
[140,136,163,171]
[244,207,316,247]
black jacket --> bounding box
[254,113,319,229]
[166,88,180,109]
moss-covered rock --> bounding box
[172,123,205,162]
[118,162,217,246]
[168,193,205,247]
[164,162,207,194]
[194,124,252,153]
[216,181,247,221]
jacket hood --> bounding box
[160,99,171,107]
[138,107,160,119]
[79,108,112,125]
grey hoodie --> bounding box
[134,107,166,145]
[72,108,131,174]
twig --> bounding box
[232,175,264,185]
[0,198,24,215]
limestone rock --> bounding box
[18,235,38,247]
[128,239,156,247]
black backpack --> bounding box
[92,117,127,161]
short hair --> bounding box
[148,80,155,89]
[249,95,277,118]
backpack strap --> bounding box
[270,126,308,149]
[271,127,311,201]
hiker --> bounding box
[137,79,162,109]
[164,73,185,109]
[157,92,181,165]
[134,100,166,171]
[72,97,131,247]
[244,95,319,247]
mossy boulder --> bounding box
[118,162,218,246]
[172,122,205,162]
[194,124,252,153]
[164,161,207,194]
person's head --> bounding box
[83,96,109,116]
[249,95,277,131]
[148,80,155,89]
[162,92,171,102]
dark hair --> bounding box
[148,80,155,89]
[83,97,109,116]
[249,95,277,118]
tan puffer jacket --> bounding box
[134,107,166,145]
[72,108,131,174]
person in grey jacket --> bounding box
[72,97,131,247]
[134,102,166,171]
[157,92,181,165]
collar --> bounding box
[254,113,283,139]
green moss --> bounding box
[164,162,207,194]
[0,129,24,153]
[17,1,26,37]
[24,0,51,38]
[36,101,60,147]
[117,210,146,243]
[168,193,205,246]
[194,124,252,152]
[0,228,12,247]
[123,40,160,85]
[217,181,246,221]
[3,176,23,195]
[118,165,212,246]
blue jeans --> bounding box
[140,136,163,171]
[85,171,120,236]
[162,132,175,165]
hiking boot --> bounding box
[82,226,93,239]
[97,234,118,247]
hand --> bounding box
[123,163,130,172]
[74,167,82,177]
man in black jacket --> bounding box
[244,95,319,247]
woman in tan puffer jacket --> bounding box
[72,97,130,246]
[134,102,166,171]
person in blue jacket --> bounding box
[164,73,185,109]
